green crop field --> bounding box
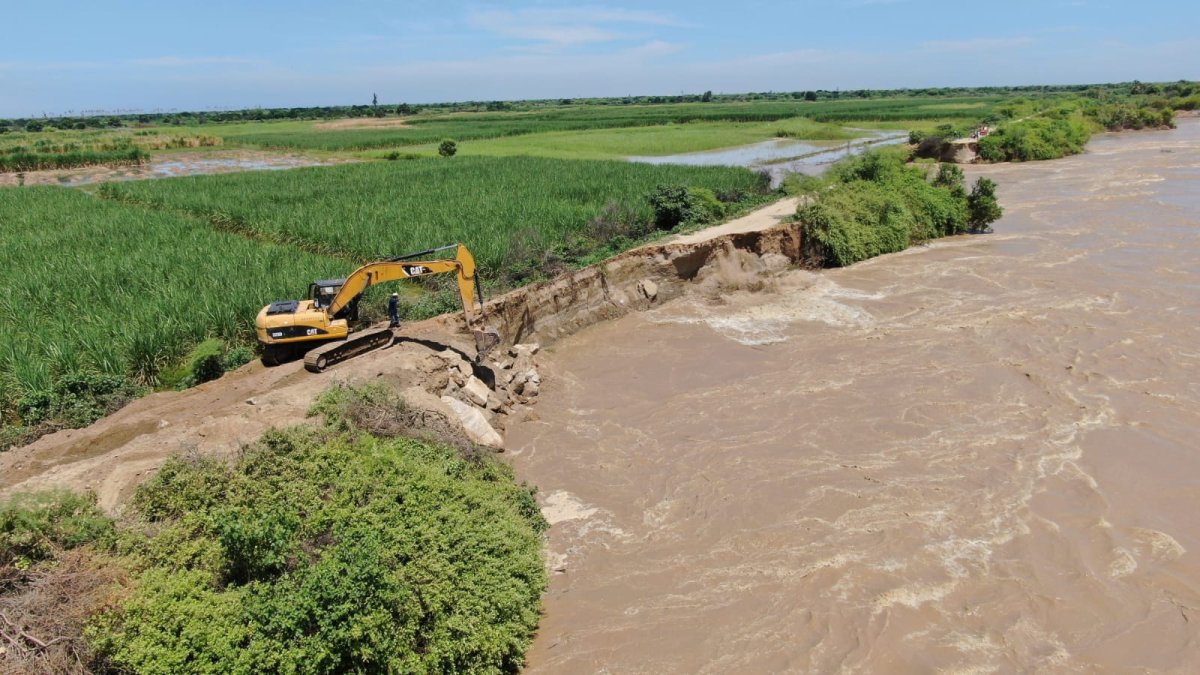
[366,117,860,161]
[209,97,1004,152]
[99,156,769,271]
[0,188,343,415]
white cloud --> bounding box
[468,6,686,48]
[624,40,686,58]
[920,37,1034,52]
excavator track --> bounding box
[303,328,394,373]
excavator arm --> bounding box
[327,243,484,324]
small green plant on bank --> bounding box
[0,490,114,570]
[438,138,457,157]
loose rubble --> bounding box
[429,342,544,452]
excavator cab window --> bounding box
[310,281,343,310]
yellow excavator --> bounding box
[255,243,500,372]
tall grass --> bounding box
[99,156,769,272]
[0,145,148,171]
[0,188,344,422]
[0,130,220,172]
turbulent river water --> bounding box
[506,119,1200,673]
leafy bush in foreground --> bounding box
[91,425,547,673]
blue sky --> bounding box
[1,0,1196,117]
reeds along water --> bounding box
[505,119,1200,673]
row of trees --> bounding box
[5,81,1194,132]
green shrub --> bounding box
[0,490,114,569]
[158,338,226,389]
[797,150,972,266]
[16,371,140,428]
[308,381,407,434]
[688,187,726,224]
[798,183,911,266]
[976,115,1093,162]
[92,426,548,674]
[648,184,727,230]
[968,177,1003,232]
[438,138,457,157]
[185,338,225,385]
[221,344,256,371]
[781,173,825,196]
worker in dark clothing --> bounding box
[388,292,400,328]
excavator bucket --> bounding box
[473,327,502,363]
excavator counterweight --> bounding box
[255,243,500,371]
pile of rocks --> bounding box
[434,343,542,450]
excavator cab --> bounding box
[309,280,344,310]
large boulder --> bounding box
[441,396,504,448]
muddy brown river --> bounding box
[506,119,1200,673]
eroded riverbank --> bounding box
[507,120,1200,671]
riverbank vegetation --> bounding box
[0,131,222,173]
[795,149,1001,266]
[0,385,547,673]
[908,92,1180,164]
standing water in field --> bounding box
[628,129,907,187]
[508,119,1200,672]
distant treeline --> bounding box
[2,80,1195,132]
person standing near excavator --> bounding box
[388,292,400,328]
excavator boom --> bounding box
[326,243,483,320]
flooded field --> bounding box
[629,130,907,187]
[0,151,332,187]
[508,119,1200,672]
